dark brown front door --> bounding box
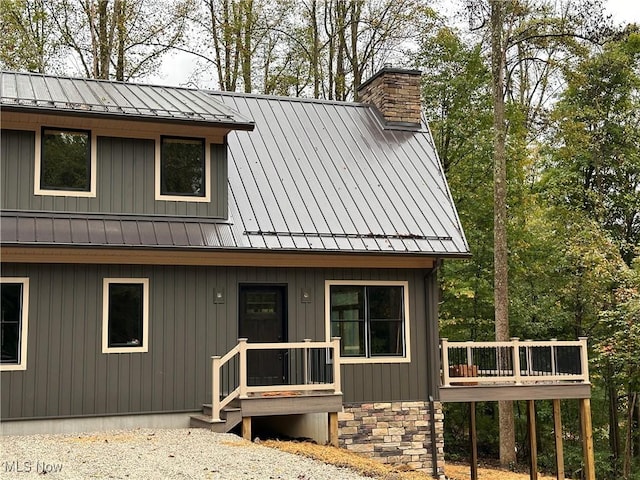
[239,285,287,386]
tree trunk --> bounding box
[310,0,320,98]
[490,0,516,467]
[208,0,225,89]
[97,0,109,79]
[608,371,621,471]
[241,0,252,93]
[350,0,360,99]
[623,392,636,479]
[115,0,125,81]
[335,0,346,101]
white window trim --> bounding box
[102,278,149,354]
[34,128,98,197]
[325,280,411,364]
[154,136,211,202]
[0,278,29,371]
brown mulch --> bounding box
[262,440,562,480]
[445,463,562,479]
[262,440,431,479]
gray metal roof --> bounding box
[0,211,244,249]
[215,92,469,256]
[0,77,469,257]
[0,71,254,130]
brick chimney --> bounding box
[357,65,422,128]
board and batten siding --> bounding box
[0,129,227,218]
[0,264,438,420]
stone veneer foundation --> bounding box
[338,401,444,479]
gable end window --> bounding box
[158,136,208,201]
[326,281,410,364]
[1,278,29,371]
[36,127,96,197]
[102,278,149,353]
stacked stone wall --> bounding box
[338,401,444,478]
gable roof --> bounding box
[0,72,469,258]
[0,71,254,130]
[213,92,469,256]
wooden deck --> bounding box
[439,338,591,402]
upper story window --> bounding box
[1,278,29,371]
[36,128,96,197]
[157,136,209,202]
[326,281,410,364]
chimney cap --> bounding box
[357,66,422,93]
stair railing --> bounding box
[211,337,342,422]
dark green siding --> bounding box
[0,129,227,218]
[0,264,438,420]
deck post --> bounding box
[328,411,339,447]
[579,337,590,383]
[211,355,222,421]
[331,337,342,394]
[511,337,522,384]
[242,416,251,441]
[441,338,450,387]
[470,401,478,480]
[553,399,565,480]
[580,398,596,480]
[527,400,538,480]
[238,338,248,398]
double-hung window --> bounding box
[0,278,29,371]
[102,279,149,353]
[157,136,209,201]
[36,127,96,196]
[327,281,410,363]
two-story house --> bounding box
[1,68,469,476]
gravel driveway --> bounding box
[0,428,373,480]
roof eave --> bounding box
[0,105,255,131]
[0,241,471,258]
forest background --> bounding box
[1,0,639,478]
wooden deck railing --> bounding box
[211,338,342,422]
[440,337,590,387]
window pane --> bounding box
[1,283,22,364]
[368,286,403,320]
[331,320,365,356]
[161,137,205,196]
[41,129,90,191]
[245,292,277,314]
[330,286,366,356]
[370,320,403,356]
[108,284,143,347]
[330,286,365,321]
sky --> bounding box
[152,0,640,89]
[607,0,640,24]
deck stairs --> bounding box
[189,338,343,434]
[189,390,344,433]
[190,401,242,433]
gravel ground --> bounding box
[0,428,375,480]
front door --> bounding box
[239,285,287,386]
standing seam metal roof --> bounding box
[0,72,469,256]
[0,71,254,129]
[212,92,469,255]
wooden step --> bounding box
[202,403,241,417]
[189,414,225,429]
[190,405,243,433]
